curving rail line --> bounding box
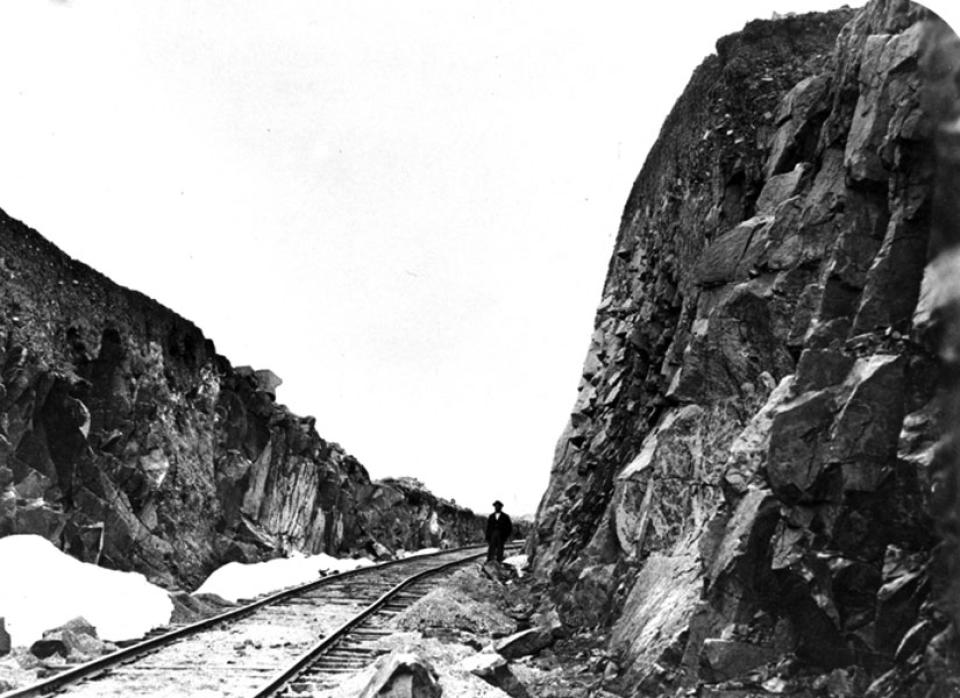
[1,543,518,697]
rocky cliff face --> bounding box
[531,1,960,694]
[0,211,483,588]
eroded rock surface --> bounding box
[531,2,959,695]
[0,211,483,587]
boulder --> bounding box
[29,631,100,660]
[458,650,506,675]
[609,546,703,683]
[30,617,104,660]
[701,639,777,682]
[460,651,532,698]
[358,651,442,698]
[46,617,98,639]
[494,627,556,660]
[169,592,236,624]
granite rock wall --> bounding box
[530,2,959,694]
[0,210,483,588]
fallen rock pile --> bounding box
[395,566,522,643]
[378,558,629,698]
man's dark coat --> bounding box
[486,511,513,542]
[486,511,513,561]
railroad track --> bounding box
[2,543,521,697]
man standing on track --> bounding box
[485,500,513,563]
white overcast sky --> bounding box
[0,1,956,515]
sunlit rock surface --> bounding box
[531,2,959,694]
[0,210,483,588]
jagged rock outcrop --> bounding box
[359,477,482,552]
[0,211,483,587]
[531,2,959,695]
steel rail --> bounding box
[0,543,490,698]
[253,542,522,697]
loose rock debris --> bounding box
[320,558,621,698]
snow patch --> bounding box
[195,551,373,603]
[503,553,528,578]
[0,535,173,646]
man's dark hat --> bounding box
[493,500,503,507]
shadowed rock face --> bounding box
[531,1,959,694]
[0,211,482,588]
